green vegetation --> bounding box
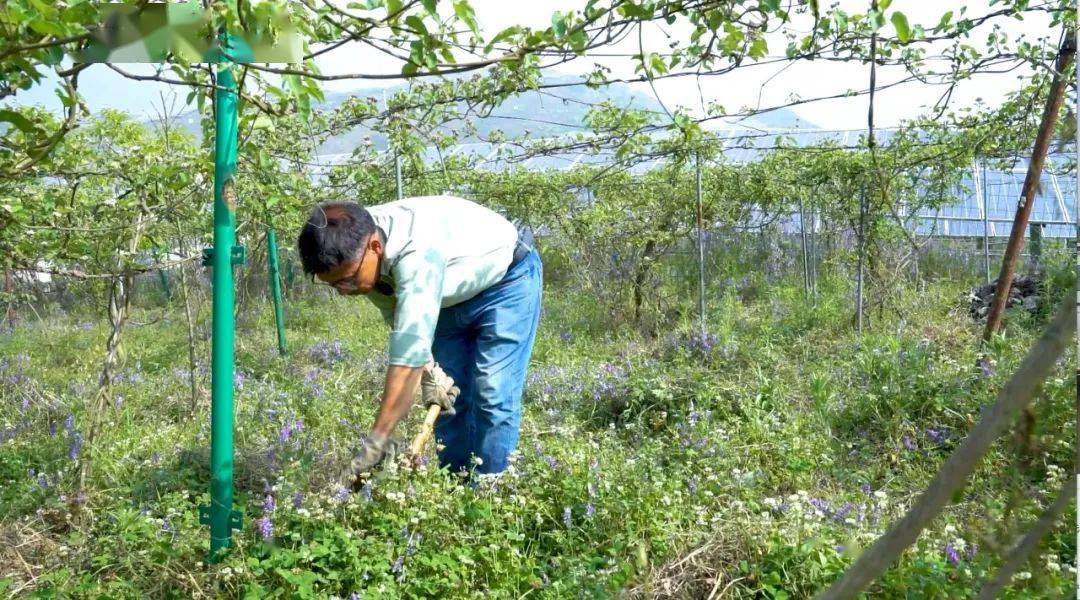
[1,1,1076,596]
[0,254,1073,597]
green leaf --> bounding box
[28,18,64,36]
[936,10,954,30]
[252,114,275,132]
[551,12,567,38]
[453,1,480,35]
[0,110,38,134]
[421,0,436,14]
[41,46,64,66]
[762,0,781,11]
[405,14,428,35]
[891,12,911,42]
[749,36,768,59]
[483,24,521,53]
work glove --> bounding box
[421,362,460,417]
[348,432,398,491]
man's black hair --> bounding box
[297,202,376,275]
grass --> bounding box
[0,267,1074,598]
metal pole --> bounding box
[206,38,241,562]
[856,186,866,334]
[266,224,287,355]
[981,161,990,285]
[1075,0,1080,499]
[810,204,818,302]
[799,196,810,297]
[395,151,404,200]
[158,268,171,301]
[284,249,295,296]
[1029,221,1043,272]
[695,152,706,336]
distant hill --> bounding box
[164,75,818,153]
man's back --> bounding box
[367,195,519,309]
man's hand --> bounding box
[348,432,398,490]
[421,363,460,416]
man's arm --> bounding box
[371,363,426,438]
[375,244,447,435]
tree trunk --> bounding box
[983,31,1075,341]
[4,268,14,328]
[76,208,148,498]
[633,239,656,324]
[174,218,201,416]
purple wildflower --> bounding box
[584,503,596,519]
[263,494,276,513]
[559,331,573,342]
[860,483,872,495]
[944,542,960,565]
[308,340,349,367]
[333,486,350,502]
[279,420,304,444]
[391,554,405,577]
[902,435,917,450]
[835,544,846,554]
[925,429,945,444]
[68,431,83,460]
[113,394,123,410]
[966,543,977,560]
[833,502,854,524]
[48,421,57,437]
[162,519,174,534]
[809,498,830,516]
[976,356,994,378]
[256,516,273,540]
[37,473,49,489]
[234,371,245,390]
[64,414,75,432]
[292,491,303,509]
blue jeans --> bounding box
[431,248,542,474]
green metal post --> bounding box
[157,268,171,301]
[266,225,287,354]
[284,251,295,292]
[1029,221,1043,272]
[207,45,242,562]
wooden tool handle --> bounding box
[408,404,442,457]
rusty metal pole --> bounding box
[983,31,1075,341]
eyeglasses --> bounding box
[323,250,365,293]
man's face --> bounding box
[316,234,383,295]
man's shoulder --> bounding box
[383,194,474,208]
